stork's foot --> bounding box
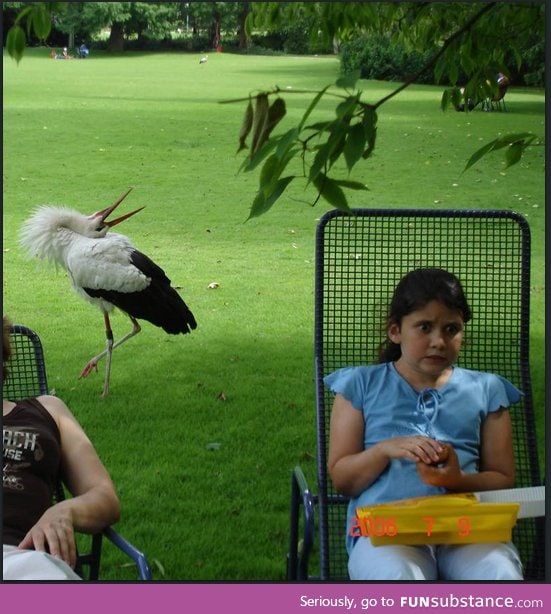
[79,360,99,379]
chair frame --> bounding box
[288,208,544,581]
[4,324,153,581]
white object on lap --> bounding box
[3,545,81,581]
[474,486,545,519]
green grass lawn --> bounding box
[2,49,545,580]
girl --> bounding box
[326,268,523,580]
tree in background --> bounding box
[3,2,250,54]
[185,2,249,49]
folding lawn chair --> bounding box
[288,208,544,581]
[3,324,153,581]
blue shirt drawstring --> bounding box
[415,388,442,437]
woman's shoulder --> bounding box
[34,394,74,421]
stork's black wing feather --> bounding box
[83,250,197,335]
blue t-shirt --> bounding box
[324,363,522,553]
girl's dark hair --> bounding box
[378,268,472,363]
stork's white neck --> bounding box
[20,207,98,267]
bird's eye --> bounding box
[95,225,104,232]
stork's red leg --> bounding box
[79,314,141,397]
[79,313,113,386]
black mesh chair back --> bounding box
[311,209,543,580]
[3,325,48,398]
[3,324,152,580]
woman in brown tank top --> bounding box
[3,316,120,580]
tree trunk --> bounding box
[107,22,125,52]
[210,12,221,49]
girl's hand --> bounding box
[416,443,463,489]
[17,503,77,569]
[377,436,445,465]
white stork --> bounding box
[199,55,208,64]
[19,189,197,397]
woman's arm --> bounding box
[17,395,121,567]
[328,394,444,498]
[417,408,515,491]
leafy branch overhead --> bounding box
[224,72,374,219]
[227,1,543,218]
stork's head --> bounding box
[20,189,144,265]
[86,188,144,238]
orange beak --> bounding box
[91,188,145,227]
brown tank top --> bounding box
[3,398,61,546]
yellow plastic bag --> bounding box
[354,493,519,546]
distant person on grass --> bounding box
[78,44,90,59]
[3,315,120,580]
[326,268,524,580]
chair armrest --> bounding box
[288,466,316,580]
[103,526,153,580]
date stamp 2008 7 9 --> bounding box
[349,515,471,538]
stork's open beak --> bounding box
[92,188,145,228]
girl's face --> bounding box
[388,299,464,389]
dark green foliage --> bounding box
[340,36,437,84]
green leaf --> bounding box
[463,139,498,172]
[241,138,278,173]
[303,121,333,133]
[237,98,254,154]
[244,12,255,37]
[505,141,524,168]
[451,87,463,111]
[448,61,459,86]
[29,4,52,40]
[343,122,366,172]
[327,127,347,168]
[463,133,536,172]
[335,70,361,90]
[264,98,286,141]
[14,6,32,26]
[248,176,294,220]
[298,85,330,131]
[361,107,377,159]
[259,154,281,189]
[440,89,450,112]
[250,97,286,158]
[491,132,535,151]
[250,94,270,156]
[275,127,299,160]
[313,173,350,212]
[335,95,359,120]
[308,142,330,184]
[334,179,369,191]
[6,26,26,64]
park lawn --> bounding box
[2,49,545,580]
